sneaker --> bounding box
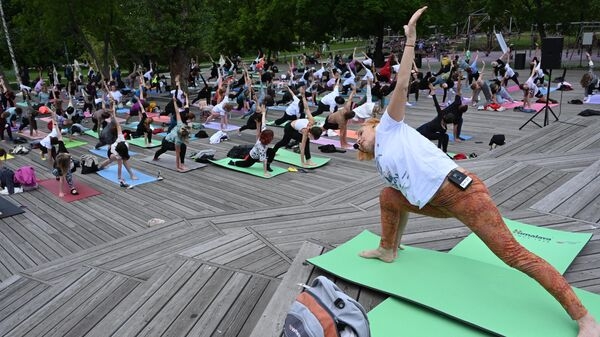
[157,171,164,181]
[427,95,433,98]
[405,102,413,107]
[119,180,130,188]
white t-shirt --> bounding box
[109,90,122,103]
[525,75,539,96]
[375,112,458,208]
[504,64,515,78]
[362,68,374,81]
[110,134,129,157]
[250,140,269,161]
[320,87,339,111]
[293,119,309,132]
[213,97,229,116]
[40,127,59,149]
[285,95,301,117]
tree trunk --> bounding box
[373,24,385,67]
[170,46,188,92]
[67,3,102,78]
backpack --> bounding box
[318,144,337,153]
[14,166,37,186]
[11,144,30,155]
[191,149,216,163]
[226,144,253,159]
[80,154,100,174]
[283,276,370,337]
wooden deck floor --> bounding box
[1,68,600,336]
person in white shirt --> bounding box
[271,95,323,167]
[519,60,556,109]
[353,7,600,337]
[274,86,304,125]
[313,80,345,116]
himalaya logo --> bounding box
[512,229,551,243]
[286,324,301,337]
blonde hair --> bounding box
[357,118,380,161]
[56,153,71,175]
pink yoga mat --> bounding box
[311,137,355,150]
[506,85,521,93]
[38,179,102,202]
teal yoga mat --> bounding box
[450,217,592,274]
[448,134,473,142]
[128,137,162,148]
[273,149,330,168]
[83,130,99,139]
[309,230,600,337]
[210,158,286,178]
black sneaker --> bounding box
[228,160,235,166]
[119,180,130,188]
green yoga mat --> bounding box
[450,218,592,274]
[309,230,600,337]
[274,149,330,168]
[368,298,492,337]
[128,137,162,148]
[210,158,287,178]
[83,130,99,139]
[62,139,88,149]
[368,218,591,337]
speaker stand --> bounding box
[519,68,560,130]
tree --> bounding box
[118,0,211,90]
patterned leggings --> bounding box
[378,170,587,320]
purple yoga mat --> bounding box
[311,137,355,150]
[202,122,240,132]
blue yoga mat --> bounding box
[539,86,558,95]
[89,146,138,158]
[448,134,473,142]
[96,165,158,187]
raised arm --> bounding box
[387,6,427,122]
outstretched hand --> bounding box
[404,6,428,40]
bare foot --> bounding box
[304,160,316,167]
[359,247,395,263]
[577,313,600,337]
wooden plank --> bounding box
[532,159,600,214]
[249,241,324,337]
[61,278,141,337]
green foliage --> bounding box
[2,0,600,75]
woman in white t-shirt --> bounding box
[271,95,322,167]
[353,7,600,336]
